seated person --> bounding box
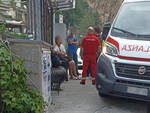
[54,35,79,80]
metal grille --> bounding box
[115,63,150,80]
[27,0,53,44]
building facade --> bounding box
[0,0,26,23]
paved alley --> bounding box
[50,80,147,113]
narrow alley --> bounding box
[50,80,147,113]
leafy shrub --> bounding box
[0,40,46,113]
[0,24,6,35]
[6,32,28,39]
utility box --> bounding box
[9,39,52,113]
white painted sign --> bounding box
[118,38,150,59]
[59,14,63,23]
[42,50,51,113]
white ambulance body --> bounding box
[96,0,150,101]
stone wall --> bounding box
[9,39,51,93]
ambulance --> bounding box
[96,0,150,101]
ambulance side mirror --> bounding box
[102,23,111,41]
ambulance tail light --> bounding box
[103,43,118,57]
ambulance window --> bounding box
[112,2,150,39]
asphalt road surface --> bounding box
[51,80,148,113]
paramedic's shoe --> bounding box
[92,82,95,85]
[80,82,85,85]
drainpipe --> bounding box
[51,8,54,45]
[53,12,55,45]
[35,0,42,40]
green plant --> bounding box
[0,24,6,35]
[55,0,102,44]
[0,24,28,39]
[0,40,46,113]
[9,0,17,9]
[6,32,28,39]
[0,12,12,20]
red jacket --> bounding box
[81,34,101,56]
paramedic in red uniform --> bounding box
[80,27,101,85]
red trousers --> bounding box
[81,55,96,83]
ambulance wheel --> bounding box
[98,87,107,97]
[98,91,106,97]
[96,84,106,97]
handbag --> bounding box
[51,53,61,68]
